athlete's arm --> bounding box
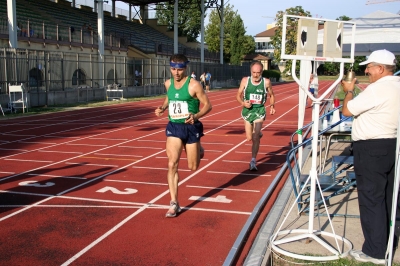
[266,78,276,115]
[236,77,252,108]
[155,80,170,117]
[187,80,212,124]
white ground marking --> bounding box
[189,195,232,203]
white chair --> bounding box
[8,83,28,113]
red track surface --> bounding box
[0,81,334,265]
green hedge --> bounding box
[262,70,281,81]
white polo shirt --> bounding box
[347,75,400,141]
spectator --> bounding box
[191,71,196,80]
[342,49,400,264]
[205,70,211,92]
[199,72,206,90]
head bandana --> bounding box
[170,61,190,68]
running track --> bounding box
[0,81,334,265]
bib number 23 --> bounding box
[169,101,189,119]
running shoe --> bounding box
[249,160,258,171]
[349,250,385,265]
[165,201,181,218]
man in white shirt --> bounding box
[342,49,400,264]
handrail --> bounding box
[287,105,352,212]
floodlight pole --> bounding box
[96,0,105,88]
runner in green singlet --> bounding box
[236,61,276,171]
[155,54,212,218]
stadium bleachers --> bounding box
[1,0,211,57]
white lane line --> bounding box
[65,162,118,167]
[131,166,191,172]
[138,140,164,143]
[0,171,15,174]
[28,174,87,180]
[94,153,143,157]
[4,159,54,163]
[222,160,280,165]
[118,146,162,150]
[207,171,271,177]
[186,185,260,193]
[67,144,108,147]
[105,179,167,186]
[38,150,83,154]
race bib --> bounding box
[169,101,190,119]
[249,93,262,104]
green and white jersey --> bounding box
[241,77,268,123]
[243,77,267,106]
[167,77,200,123]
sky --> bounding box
[115,0,400,36]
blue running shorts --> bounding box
[166,121,204,144]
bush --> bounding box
[262,70,281,81]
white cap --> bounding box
[359,49,396,66]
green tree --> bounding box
[205,4,254,64]
[155,1,204,42]
[270,6,312,76]
[230,16,245,65]
[205,4,236,62]
[242,35,256,56]
[336,15,352,21]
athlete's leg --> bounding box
[251,120,264,159]
[185,142,201,170]
[244,120,254,141]
[165,136,183,215]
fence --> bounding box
[0,48,249,108]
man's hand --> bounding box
[185,113,197,124]
[341,78,357,93]
[155,106,165,117]
[270,106,276,115]
[243,100,252,109]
